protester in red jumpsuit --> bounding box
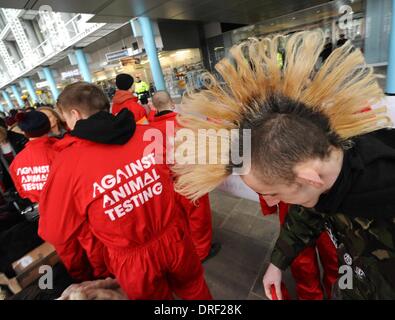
[9,110,108,282]
[111,73,147,124]
[148,91,221,262]
[9,111,57,203]
[39,82,212,299]
[259,196,338,299]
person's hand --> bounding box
[57,278,122,300]
[83,287,127,300]
[78,277,120,291]
[57,283,86,300]
[263,263,283,300]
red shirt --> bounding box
[148,110,178,133]
[148,110,209,223]
[258,195,289,225]
[111,90,147,123]
[147,109,156,122]
[38,126,180,251]
[9,136,57,203]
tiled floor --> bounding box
[203,189,297,300]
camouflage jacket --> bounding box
[271,129,395,299]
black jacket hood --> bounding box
[7,130,28,153]
[71,109,136,145]
[155,110,174,117]
[315,128,395,219]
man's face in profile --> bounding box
[241,170,323,208]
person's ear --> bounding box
[295,167,324,188]
[70,109,83,121]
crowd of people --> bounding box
[0,30,394,300]
[0,72,221,300]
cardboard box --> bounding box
[0,273,22,295]
[12,242,56,275]
[15,251,59,289]
[0,242,60,294]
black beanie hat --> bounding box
[16,111,51,138]
[116,73,134,90]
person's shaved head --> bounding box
[152,91,173,112]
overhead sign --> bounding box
[105,48,143,62]
[61,69,80,80]
[106,49,132,62]
[36,81,49,89]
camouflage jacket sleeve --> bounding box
[271,205,327,270]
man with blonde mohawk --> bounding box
[171,30,395,299]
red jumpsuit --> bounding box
[148,110,213,261]
[111,90,147,124]
[9,136,108,281]
[259,196,338,300]
[9,136,58,203]
[39,127,212,299]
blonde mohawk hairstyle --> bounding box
[173,30,392,201]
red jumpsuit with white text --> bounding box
[259,196,338,300]
[148,111,213,261]
[39,127,212,299]
[9,136,57,203]
[10,136,108,281]
[11,136,108,281]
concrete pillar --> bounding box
[74,48,92,82]
[386,0,395,94]
[1,90,13,110]
[23,78,38,103]
[136,17,165,91]
[10,84,23,107]
[42,67,59,100]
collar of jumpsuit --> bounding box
[112,90,139,105]
[154,110,176,118]
[70,109,136,145]
[315,129,395,219]
[26,135,54,146]
[147,109,176,123]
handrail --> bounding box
[0,24,10,41]
[64,13,83,28]
[7,14,92,73]
[0,16,104,88]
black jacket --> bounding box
[7,131,28,154]
[271,129,395,299]
[71,109,135,145]
[0,131,28,191]
[316,128,395,218]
